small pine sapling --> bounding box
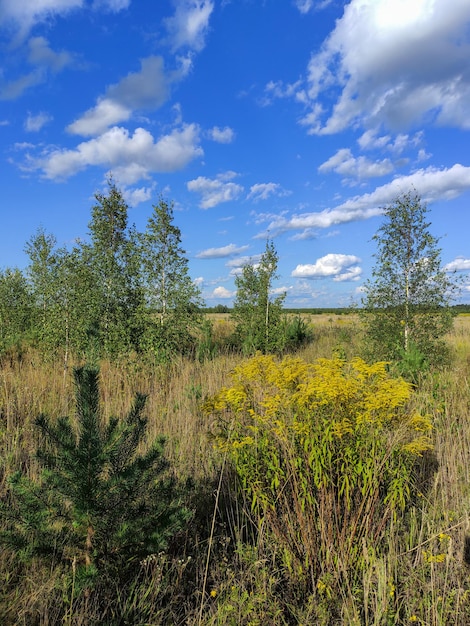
[0,366,190,590]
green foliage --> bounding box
[280,315,313,353]
[196,318,219,362]
[139,197,204,361]
[82,179,145,356]
[231,240,286,355]
[19,185,207,362]
[361,191,458,370]
[0,267,34,354]
[0,366,190,589]
[206,354,433,603]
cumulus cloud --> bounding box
[211,285,234,299]
[298,0,470,134]
[67,56,171,136]
[318,148,395,179]
[207,126,235,143]
[165,0,214,52]
[444,257,470,272]
[121,184,156,207]
[258,164,470,237]
[196,243,249,259]
[292,253,362,281]
[28,123,202,180]
[247,182,291,202]
[187,171,244,208]
[24,111,52,132]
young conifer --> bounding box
[0,366,189,586]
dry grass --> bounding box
[1,314,470,624]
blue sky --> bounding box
[1,0,470,308]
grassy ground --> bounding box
[1,314,470,624]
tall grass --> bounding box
[1,314,470,624]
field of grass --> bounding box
[1,314,470,624]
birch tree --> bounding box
[361,191,457,368]
[139,198,203,359]
[232,239,285,355]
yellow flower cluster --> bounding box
[208,354,432,457]
[422,550,446,563]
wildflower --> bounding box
[423,550,446,563]
[409,615,418,622]
[210,589,217,598]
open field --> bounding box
[1,315,470,624]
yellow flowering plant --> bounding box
[205,354,433,587]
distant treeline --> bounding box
[204,304,470,315]
[204,305,353,315]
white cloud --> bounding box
[0,71,43,100]
[299,0,470,134]
[30,123,202,180]
[357,130,423,154]
[294,0,333,14]
[226,254,264,276]
[357,130,392,151]
[0,0,129,37]
[68,100,131,136]
[318,148,395,179]
[263,79,303,105]
[211,285,234,299]
[187,171,244,208]
[247,182,290,202]
[258,164,470,237]
[106,163,151,185]
[207,126,235,143]
[292,253,362,281]
[121,184,156,207]
[0,36,73,100]
[444,257,470,272]
[28,36,73,72]
[0,0,82,34]
[196,243,249,259]
[67,56,170,136]
[226,254,261,268]
[165,0,214,52]
[417,148,432,162]
[295,0,313,13]
[24,111,52,132]
[93,0,130,10]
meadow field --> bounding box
[1,313,470,625]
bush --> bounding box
[205,354,433,611]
